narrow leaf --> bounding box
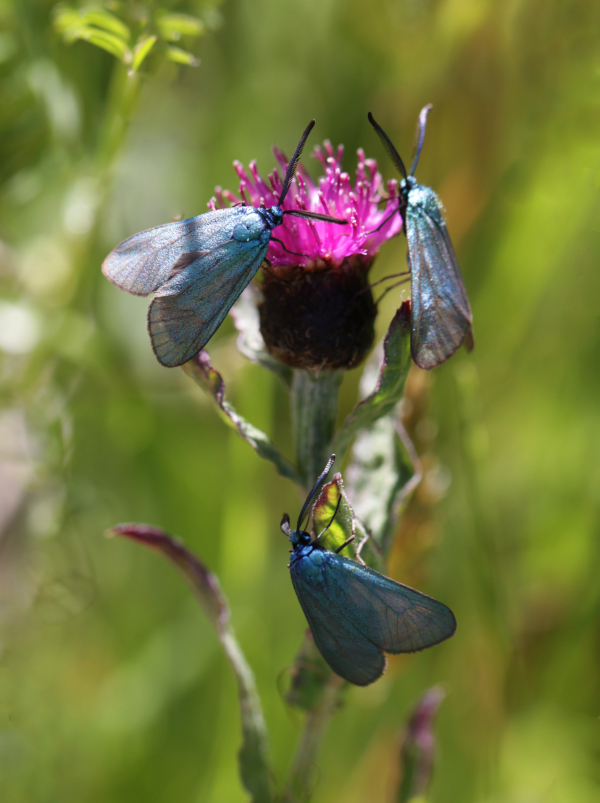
[111,524,273,803]
[132,35,157,72]
[82,30,130,60]
[79,10,130,40]
[329,302,411,460]
[166,46,200,66]
[230,287,293,389]
[157,13,205,40]
[62,25,129,60]
[183,351,300,483]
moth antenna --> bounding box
[409,104,432,177]
[284,209,348,225]
[297,454,335,532]
[278,120,315,207]
[280,513,292,538]
[368,112,407,180]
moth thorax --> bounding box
[259,256,376,370]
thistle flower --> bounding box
[210,142,401,370]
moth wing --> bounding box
[325,554,457,654]
[291,566,386,686]
[148,238,268,367]
[407,196,473,370]
[102,209,245,296]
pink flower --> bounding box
[209,142,401,269]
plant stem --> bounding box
[292,369,343,487]
[95,62,142,178]
[282,674,344,802]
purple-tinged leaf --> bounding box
[183,350,299,483]
[397,686,445,803]
[111,524,273,803]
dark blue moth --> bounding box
[368,106,474,370]
[102,121,347,367]
[281,456,456,686]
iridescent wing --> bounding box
[291,566,386,686]
[148,237,268,367]
[102,208,252,296]
[406,187,473,370]
[291,551,456,686]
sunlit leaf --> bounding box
[58,23,130,61]
[312,474,358,559]
[165,46,200,66]
[131,35,157,72]
[78,10,130,41]
[157,13,205,41]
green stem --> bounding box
[95,62,142,179]
[292,369,343,487]
[282,675,344,802]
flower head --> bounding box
[209,140,401,371]
[209,142,401,269]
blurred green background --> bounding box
[1,0,600,801]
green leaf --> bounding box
[59,23,130,61]
[329,301,411,460]
[111,524,273,803]
[157,13,205,41]
[230,287,293,389]
[165,46,200,66]
[346,415,421,556]
[131,35,157,72]
[183,351,300,483]
[81,29,129,60]
[78,10,130,41]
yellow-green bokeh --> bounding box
[1,1,599,801]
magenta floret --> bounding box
[209,142,401,268]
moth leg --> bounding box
[270,236,307,258]
[261,258,289,284]
[335,535,356,554]
[356,270,410,297]
[375,276,410,306]
[364,204,400,236]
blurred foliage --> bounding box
[1,0,600,802]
